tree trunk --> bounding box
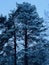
[24,28,28,65]
[14,24,17,65]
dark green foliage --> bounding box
[0,15,6,24]
[15,2,47,45]
[17,41,49,65]
[14,2,47,65]
[0,45,14,65]
[0,2,48,65]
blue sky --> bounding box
[0,0,49,18]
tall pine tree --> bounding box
[14,2,47,65]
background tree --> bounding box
[0,15,6,51]
[0,13,17,65]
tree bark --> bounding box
[24,28,28,65]
[14,24,17,65]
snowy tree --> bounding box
[0,15,6,50]
[3,12,18,65]
[0,14,17,65]
[14,2,47,65]
[0,2,47,65]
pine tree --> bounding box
[0,15,6,50]
[14,2,47,65]
[6,14,17,65]
[0,2,47,65]
[0,14,17,65]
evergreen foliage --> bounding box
[0,2,48,65]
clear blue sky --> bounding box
[0,0,49,18]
